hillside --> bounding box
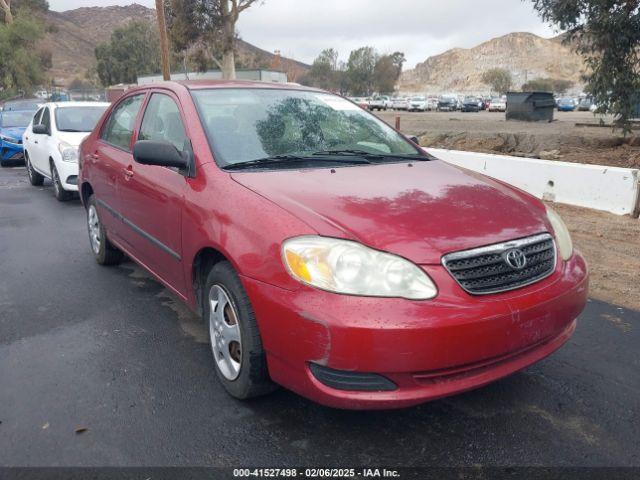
[398,32,586,94]
[41,3,309,86]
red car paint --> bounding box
[79,81,588,409]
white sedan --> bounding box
[23,102,109,201]
[488,97,507,112]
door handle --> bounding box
[123,166,134,180]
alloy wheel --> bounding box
[87,205,101,255]
[208,284,242,381]
[52,165,60,196]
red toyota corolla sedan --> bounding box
[78,81,588,409]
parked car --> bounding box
[437,95,458,111]
[577,98,593,111]
[557,97,577,112]
[392,96,409,111]
[0,109,34,166]
[460,97,481,112]
[23,101,110,201]
[408,96,429,112]
[1,98,41,112]
[79,81,588,410]
[488,97,507,112]
[426,97,439,111]
[369,95,392,111]
[348,97,370,110]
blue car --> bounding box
[0,109,36,166]
[557,97,577,112]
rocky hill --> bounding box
[398,32,586,94]
[41,3,308,86]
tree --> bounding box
[373,51,405,94]
[521,77,573,94]
[303,48,341,91]
[95,21,160,86]
[165,0,263,80]
[482,68,513,94]
[531,0,640,133]
[0,9,46,96]
[0,0,47,23]
[0,0,12,23]
[346,46,378,96]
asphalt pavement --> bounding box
[0,166,638,467]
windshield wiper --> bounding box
[58,129,87,133]
[223,154,373,170]
[312,149,431,161]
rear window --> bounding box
[56,106,108,133]
[101,95,144,151]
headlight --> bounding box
[282,236,437,300]
[546,206,573,261]
[58,142,78,162]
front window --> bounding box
[1,111,33,128]
[192,88,421,167]
[55,106,108,132]
[411,96,426,101]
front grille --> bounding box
[442,233,556,295]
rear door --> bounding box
[30,107,53,175]
[24,108,43,166]
[116,91,190,296]
[93,93,146,239]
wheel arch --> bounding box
[80,182,94,208]
[192,246,232,316]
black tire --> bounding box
[203,261,275,400]
[26,153,44,186]
[86,195,124,266]
[51,161,73,202]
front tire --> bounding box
[26,153,44,186]
[51,161,73,202]
[86,195,124,266]
[204,261,275,400]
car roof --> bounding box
[124,80,326,95]
[51,101,111,108]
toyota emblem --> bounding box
[505,249,527,270]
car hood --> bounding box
[231,160,550,264]
[57,131,91,146]
[1,127,25,141]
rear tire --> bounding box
[51,161,73,202]
[86,195,124,266]
[203,261,276,400]
[26,153,44,186]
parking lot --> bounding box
[1,165,639,467]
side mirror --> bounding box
[33,124,49,135]
[133,140,190,170]
[409,136,420,145]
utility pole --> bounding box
[155,0,171,81]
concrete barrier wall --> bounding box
[428,148,640,217]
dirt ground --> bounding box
[552,204,640,311]
[377,110,640,168]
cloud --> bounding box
[48,0,558,68]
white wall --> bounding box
[428,148,640,217]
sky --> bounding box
[47,0,558,69]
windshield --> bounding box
[1,111,33,128]
[558,98,574,105]
[410,97,426,101]
[192,88,421,167]
[55,106,108,132]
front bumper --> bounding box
[0,140,24,164]
[243,252,588,409]
[55,159,79,191]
